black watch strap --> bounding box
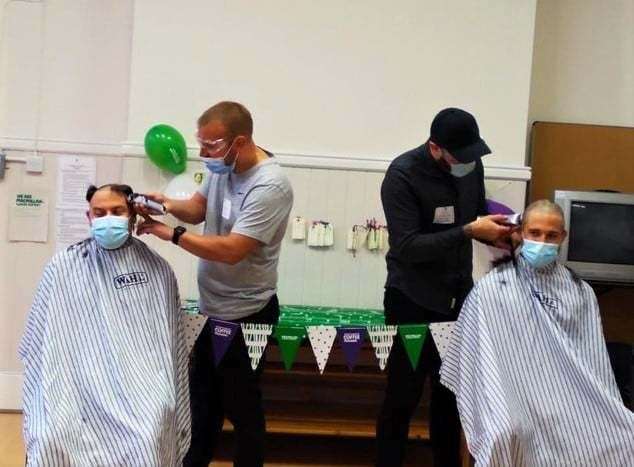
[172,226,187,245]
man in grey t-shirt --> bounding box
[136,101,293,467]
[195,152,292,321]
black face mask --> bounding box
[436,155,451,172]
[428,144,453,174]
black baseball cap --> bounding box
[429,108,491,163]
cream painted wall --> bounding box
[127,0,537,166]
[0,0,44,139]
[529,0,634,128]
[1,0,134,145]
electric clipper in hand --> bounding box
[131,194,166,215]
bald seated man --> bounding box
[441,200,634,467]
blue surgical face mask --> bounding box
[204,140,237,175]
[448,160,476,177]
[521,239,559,268]
[91,215,130,250]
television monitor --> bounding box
[554,190,634,285]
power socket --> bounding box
[26,155,44,173]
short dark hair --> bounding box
[86,184,133,203]
[197,101,253,139]
[85,184,137,225]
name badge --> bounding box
[433,206,455,224]
[222,198,232,220]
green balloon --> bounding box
[144,124,187,174]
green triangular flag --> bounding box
[274,326,306,371]
[398,324,428,370]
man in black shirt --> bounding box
[376,108,512,467]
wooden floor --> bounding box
[0,412,433,466]
[1,413,24,467]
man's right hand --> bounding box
[465,214,513,243]
[135,192,172,216]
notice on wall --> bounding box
[55,155,96,250]
[8,191,49,243]
[56,156,97,208]
[55,208,90,252]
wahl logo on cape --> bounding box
[532,291,560,310]
[114,272,149,289]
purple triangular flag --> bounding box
[210,319,240,367]
[337,327,366,371]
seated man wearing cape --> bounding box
[441,200,634,467]
[19,184,191,466]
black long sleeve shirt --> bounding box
[381,143,488,316]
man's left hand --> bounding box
[136,214,173,241]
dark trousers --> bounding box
[184,295,279,467]
[376,287,461,467]
[606,342,633,410]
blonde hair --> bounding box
[522,199,565,230]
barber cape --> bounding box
[440,256,634,467]
[19,237,191,466]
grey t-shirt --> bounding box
[197,156,293,320]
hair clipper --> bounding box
[131,193,166,215]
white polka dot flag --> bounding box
[241,323,274,371]
[367,325,398,370]
[428,321,456,361]
[182,313,208,355]
[307,326,337,374]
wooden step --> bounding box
[226,343,433,441]
[261,365,430,411]
[222,400,429,441]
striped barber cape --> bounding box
[19,237,191,466]
[440,256,634,467]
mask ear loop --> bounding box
[222,138,237,162]
[231,143,241,169]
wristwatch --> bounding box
[172,226,187,245]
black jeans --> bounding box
[376,287,461,467]
[184,295,279,467]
